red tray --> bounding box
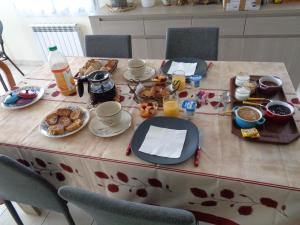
[230,76,300,144]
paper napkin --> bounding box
[167,61,197,76]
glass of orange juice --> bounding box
[163,94,179,117]
[172,70,186,91]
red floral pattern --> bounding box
[95,171,172,197]
[189,187,288,217]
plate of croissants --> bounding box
[39,106,90,138]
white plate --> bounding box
[39,106,90,138]
[123,66,155,82]
[88,110,132,137]
[1,86,44,109]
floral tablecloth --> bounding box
[1,58,300,225]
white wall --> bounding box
[0,1,92,62]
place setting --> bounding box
[123,59,156,82]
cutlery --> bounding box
[126,123,140,156]
[194,129,203,167]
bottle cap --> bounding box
[48,46,57,51]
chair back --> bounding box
[165,27,219,60]
[0,155,68,213]
[85,35,132,58]
[59,186,196,225]
[0,61,16,91]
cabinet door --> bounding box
[245,16,300,36]
[132,39,147,59]
[218,38,244,61]
[242,38,300,87]
[91,18,144,36]
[146,39,165,59]
[192,18,245,36]
[144,19,191,36]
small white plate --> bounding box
[88,110,132,138]
[1,86,44,110]
[123,66,155,82]
[39,106,90,138]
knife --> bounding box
[125,123,140,156]
[194,128,203,167]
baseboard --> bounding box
[13,60,44,66]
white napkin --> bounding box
[167,61,197,76]
[138,126,187,158]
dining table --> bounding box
[0,57,300,225]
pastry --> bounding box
[45,113,58,125]
[65,119,83,132]
[56,108,72,117]
[48,124,65,135]
[58,116,72,127]
[70,108,82,121]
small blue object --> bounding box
[189,75,202,88]
[4,92,20,105]
[182,99,197,116]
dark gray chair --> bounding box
[85,35,132,58]
[59,186,196,225]
[0,155,75,225]
[165,27,219,60]
[0,20,25,76]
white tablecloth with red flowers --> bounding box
[1,58,300,225]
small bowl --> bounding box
[235,73,250,87]
[139,101,158,118]
[265,100,294,122]
[257,76,282,95]
[233,106,266,129]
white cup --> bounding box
[95,101,122,127]
[128,59,146,78]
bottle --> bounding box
[48,46,76,96]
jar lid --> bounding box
[236,87,251,95]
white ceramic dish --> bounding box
[123,66,155,82]
[39,106,90,138]
[88,110,132,137]
[1,86,44,109]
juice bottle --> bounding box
[48,46,76,96]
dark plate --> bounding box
[131,116,199,165]
[161,57,208,77]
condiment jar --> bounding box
[235,87,251,101]
[235,73,250,87]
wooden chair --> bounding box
[0,60,16,91]
[0,20,24,76]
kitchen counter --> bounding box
[91,2,300,19]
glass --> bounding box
[172,70,186,91]
[163,94,179,117]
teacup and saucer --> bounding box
[123,59,155,82]
[88,101,132,137]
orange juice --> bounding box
[163,100,179,117]
[172,71,186,91]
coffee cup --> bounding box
[95,101,122,126]
[233,106,265,129]
[128,59,146,78]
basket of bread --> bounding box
[128,74,180,107]
[39,106,90,138]
[74,59,118,80]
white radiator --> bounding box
[31,23,84,61]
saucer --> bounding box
[88,110,132,137]
[123,66,155,82]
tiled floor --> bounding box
[0,202,94,225]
